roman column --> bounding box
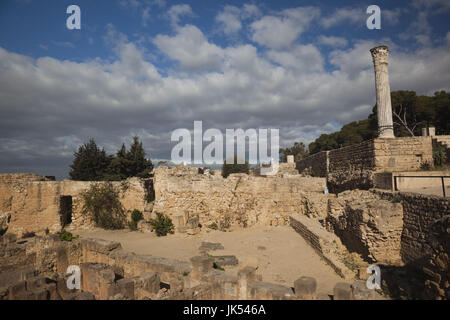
[370,45,395,138]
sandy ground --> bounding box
[76,225,343,295]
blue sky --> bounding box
[0,0,449,178]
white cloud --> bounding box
[317,36,348,48]
[1,18,450,177]
[216,6,242,35]
[320,8,364,28]
[215,4,262,36]
[166,4,193,29]
[153,25,224,71]
[267,44,324,73]
[250,7,320,49]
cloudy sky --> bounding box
[0,0,449,178]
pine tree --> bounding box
[126,136,153,178]
[69,139,111,181]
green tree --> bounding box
[126,136,153,178]
[222,156,250,178]
[308,90,450,154]
[279,142,309,162]
[69,139,111,181]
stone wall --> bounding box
[374,137,433,172]
[0,177,147,235]
[326,190,404,265]
[296,151,328,177]
[0,233,381,300]
[0,173,53,183]
[325,137,433,193]
[152,166,327,231]
[327,140,376,193]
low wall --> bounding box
[152,166,327,230]
[0,178,147,235]
[374,171,449,192]
[295,151,328,177]
[325,137,433,193]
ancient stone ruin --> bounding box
[0,45,449,300]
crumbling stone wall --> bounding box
[396,192,449,265]
[326,137,433,193]
[0,233,382,300]
[296,151,328,177]
[0,175,147,235]
[152,166,327,231]
[325,190,404,265]
[327,140,377,193]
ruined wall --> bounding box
[296,151,328,177]
[395,193,449,265]
[152,166,327,231]
[374,137,433,172]
[327,140,376,193]
[325,190,404,265]
[0,176,147,235]
[326,137,433,193]
[0,173,53,183]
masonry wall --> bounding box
[152,166,327,230]
[295,151,328,177]
[373,190,449,299]
[324,137,433,193]
[374,137,433,172]
[0,176,147,235]
[327,140,376,193]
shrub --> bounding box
[80,182,126,230]
[420,161,432,171]
[213,262,225,271]
[128,209,144,231]
[222,156,250,178]
[433,145,447,167]
[149,212,174,236]
[59,231,79,242]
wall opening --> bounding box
[60,196,73,228]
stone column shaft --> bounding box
[370,45,395,138]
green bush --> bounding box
[149,212,174,237]
[222,156,250,178]
[433,145,448,166]
[80,182,126,230]
[128,209,144,231]
[59,231,79,242]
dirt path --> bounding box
[75,225,343,295]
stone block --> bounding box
[137,220,153,233]
[116,278,135,299]
[81,262,116,300]
[351,280,375,300]
[213,255,239,266]
[199,242,224,252]
[333,282,353,300]
[190,255,214,280]
[80,238,122,255]
[294,276,317,299]
[249,281,294,300]
[133,272,160,296]
[8,280,26,300]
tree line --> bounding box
[69,136,153,181]
[281,90,450,159]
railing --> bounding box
[393,175,449,197]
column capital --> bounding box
[370,45,389,64]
